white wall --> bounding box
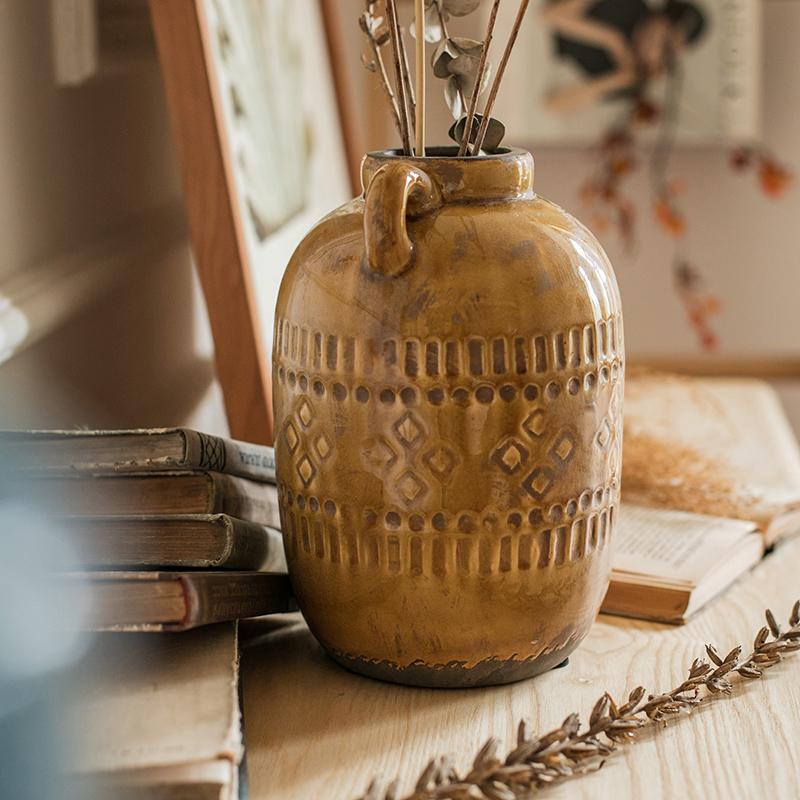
[0,0,228,434]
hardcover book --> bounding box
[0,428,276,482]
[60,514,287,571]
[63,571,295,632]
[6,471,281,522]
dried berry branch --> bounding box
[472,0,529,154]
[457,0,500,156]
[359,4,404,143]
[358,600,800,800]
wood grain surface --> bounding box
[241,537,800,799]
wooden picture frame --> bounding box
[150,0,356,445]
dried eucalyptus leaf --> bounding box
[480,118,506,151]
[443,0,482,15]
[450,36,484,56]
[359,12,384,37]
[448,115,478,146]
[432,38,459,77]
[448,52,480,79]
[444,75,464,118]
[409,4,444,43]
[449,113,506,149]
[360,52,377,72]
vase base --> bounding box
[326,644,575,689]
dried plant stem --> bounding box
[367,35,404,144]
[457,0,501,156]
[399,29,416,131]
[386,0,413,155]
[359,600,800,800]
[433,2,467,117]
[414,0,426,156]
[472,0,529,155]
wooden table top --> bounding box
[241,537,800,800]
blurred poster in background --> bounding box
[495,0,761,145]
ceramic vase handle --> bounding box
[363,162,438,278]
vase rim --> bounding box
[364,145,531,162]
[361,147,535,202]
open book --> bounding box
[602,374,800,623]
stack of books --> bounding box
[0,427,294,798]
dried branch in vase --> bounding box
[359,0,531,157]
[357,601,800,800]
[359,2,404,142]
[386,0,413,154]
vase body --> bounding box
[273,148,623,687]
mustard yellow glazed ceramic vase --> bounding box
[273,147,623,687]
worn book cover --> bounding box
[59,514,287,571]
[0,428,276,482]
[6,471,281,523]
[63,571,295,632]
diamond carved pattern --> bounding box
[393,411,424,449]
[549,430,577,464]
[522,409,546,438]
[314,432,332,461]
[396,469,428,505]
[522,466,555,501]
[296,455,316,487]
[297,398,314,429]
[492,437,530,475]
[423,445,457,481]
[596,419,612,450]
[361,436,398,473]
[284,422,299,454]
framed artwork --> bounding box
[150,0,355,444]
[495,0,761,146]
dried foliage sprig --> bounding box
[457,0,501,156]
[359,3,404,143]
[357,601,800,800]
[360,0,530,156]
[471,0,529,155]
[386,0,413,155]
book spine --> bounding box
[219,518,287,571]
[181,430,277,483]
[212,474,281,526]
[178,573,294,630]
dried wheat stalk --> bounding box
[358,600,800,800]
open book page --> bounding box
[613,505,761,586]
[623,373,800,528]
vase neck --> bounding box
[360,147,534,204]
